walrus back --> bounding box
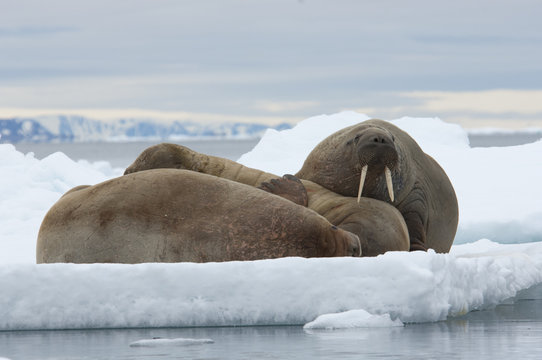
[37,169,358,263]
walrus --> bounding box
[260,175,410,256]
[296,119,458,252]
[124,143,411,256]
[36,169,361,264]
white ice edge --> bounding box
[1,241,541,331]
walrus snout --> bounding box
[346,232,361,257]
[357,141,398,169]
[355,127,398,176]
[351,128,399,204]
[332,225,361,257]
[369,133,393,145]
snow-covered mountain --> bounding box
[0,115,292,143]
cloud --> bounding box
[253,100,319,113]
[410,35,540,46]
[0,26,77,37]
[353,90,542,129]
[403,90,542,115]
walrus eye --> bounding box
[347,135,361,146]
[331,225,338,230]
[352,134,361,144]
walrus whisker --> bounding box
[385,166,394,202]
[357,165,368,204]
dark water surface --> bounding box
[14,139,260,168]
[468,132,542,147]
[1,299,542,360]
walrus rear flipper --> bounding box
[258,174,309,207]
[124,143,277,188]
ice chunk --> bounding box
[304,309,403,329]
[129,337,214,347]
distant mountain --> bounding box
[0,116,292,143]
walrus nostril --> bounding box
[352,244,359,257]
[372,135,388,144]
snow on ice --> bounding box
[1,111,542,331]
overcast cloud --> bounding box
[1,0,541,127]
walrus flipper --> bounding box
[259,174,309,207]
[400,185,429,251]
[124,143,277,188]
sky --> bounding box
[1,0,542,128]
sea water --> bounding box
[13,139,260,168]
[1,299,542,360]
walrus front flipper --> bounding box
[400,185,429,252]
[259,174,309,207]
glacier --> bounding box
[0,115,291,143]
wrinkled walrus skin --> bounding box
[124,143,411,256]
[36,170,361,264]
[301,180,409,256]
[296,119,458,253]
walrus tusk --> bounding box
[357,165,368,204]
[385,166,394,202]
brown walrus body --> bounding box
[124,143,411,256]
[296,119,458,253]
[36,169,361,264]
[302,180,409,256]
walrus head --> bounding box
[349,126,398,204]
[323,225,361,257]
[297,121,401,204]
